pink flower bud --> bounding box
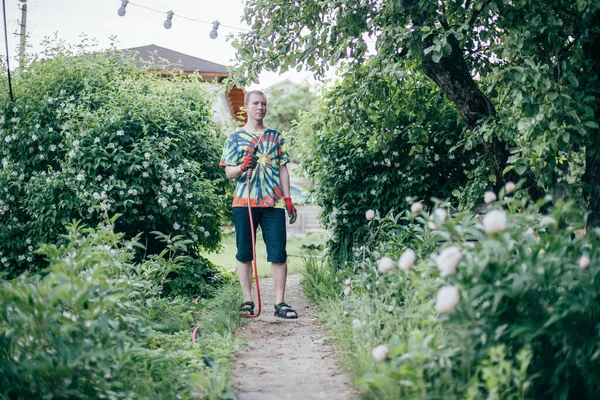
[372,344,389,362]
[365,209,375,220]
[579,253,590,270]
[343,286,352,296]
[505,181,516,194]
[410,201,423,214]
[344,278,352,286]
[484,191,497,204]
[377,256,394,274]
[435,286,460,314]
[436,246,462,277]
[434,208,447,223]
[483,210,507,234]
[398,248,416,271]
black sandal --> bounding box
[241,301,255,316]
[274,302,298,319]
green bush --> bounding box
[0,40,228,278]
[306,187,600,399]
[297,61,491,262]
[0,219,240,399]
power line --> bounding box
[117,1,249,39]
[2,0,14,101]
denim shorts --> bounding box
[232,207,287,263]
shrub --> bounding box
[0,40,228,278]
[297,61,491,262]
[0,218,242,399]
[308,187,600,399]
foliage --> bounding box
[264,82,315,135]
[304,187,600,399]
[263,82,316,161]
[0,40,229,277]
[0,219,241,399]
[298,60,490,258]
[232,0,600,225]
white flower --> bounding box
[398,249,416,271]
[365,209,375,220]
[343,286,352,296]
[525,227,534,236]
[434,208,447,223]
[579,253,590,270]
[436,246,462,277]
[372,345,389,362]
[76,172,85,181]
[483,210,507,234]
[378,256,395,274]
[352,319,362,330]
[428,221,438,230]
[173,222,180,230]
[484,191,497,204]
[505,181,516,194]
[411,201,423,214]
[344,279,352,286]
[435,286,460,314]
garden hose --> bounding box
[243,145,262,318]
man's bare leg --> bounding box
[272,262,296,317]
[237,260,253,302]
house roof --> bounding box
[121,44,246,123]
[124,44,229,76]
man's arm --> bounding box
[225,165,245,179]
[279,164,291,197]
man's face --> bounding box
[246,93,268,121]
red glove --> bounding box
[240,151,258,171]
[284,197,297,224]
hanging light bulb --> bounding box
[209,21,220,39]
[164,10,174,29]
[117,0,128,17]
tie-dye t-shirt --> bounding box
[219,128,291,208]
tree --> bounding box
[263,81,316,161]
[231,0,600,227]
[263,81,315,133]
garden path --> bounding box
[231,274,357,400]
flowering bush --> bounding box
[297,61,491,261]
[305,186,600,398]
[0,42,228,277]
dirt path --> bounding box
[231,274,357,400]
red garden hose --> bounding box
[193,141,262,344]
[243,167,262,318]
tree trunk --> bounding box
[419,35,510,182]
[582,11,600,229]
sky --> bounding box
[1,0,316,89]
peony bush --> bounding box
[305,186,600,399]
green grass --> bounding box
[203,230,326,278]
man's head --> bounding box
[244,90,268,122]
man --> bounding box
[219,90,299,319]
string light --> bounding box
[117,0,128,17]
[209,20,219,39]
[163,10,174,29]
[116,1,249,38]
